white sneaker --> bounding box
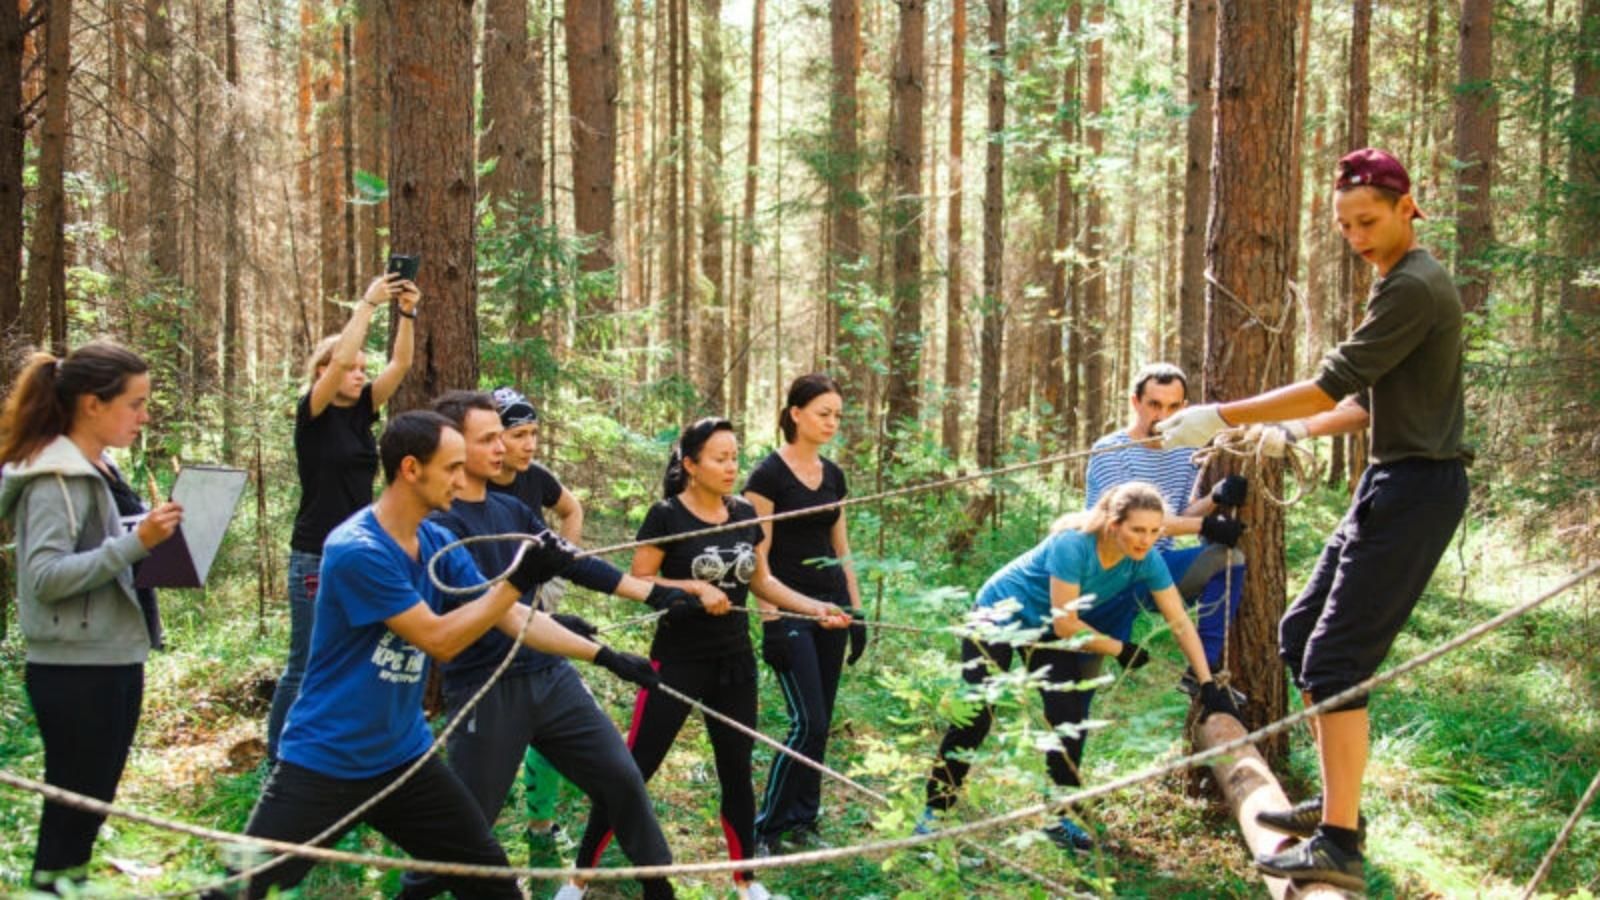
[552,882,586,900]
[741,881,774,900]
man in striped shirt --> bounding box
[1084,363,1247,689]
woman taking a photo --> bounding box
[0,341,183,893]
[918,482,1239,851]
[748,374,865,856]
[567,417,849,900]
[265,273,418,761]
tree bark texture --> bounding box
[1341,0,1372,485]
[1204,0,1298,765]
[1080,2,1107,443]
[147,0,180,286]
[1180,0,1215,383]
[974,0,1005,469]
[734,0,765,428]
[22,0,67,351]
[941,0,967,457]
[1561,0,1600,331]
[567,0,620,289]
[699,0,727,409]
[1453,0,1495,316]
[0,0,24,358]
[388,0,477,411]
[828,0,861,370]
[481,0,536,211]
[884,0,925,436]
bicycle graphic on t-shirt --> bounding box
[691,543,756,589]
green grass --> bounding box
[1,475,1597,897]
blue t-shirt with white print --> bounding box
[975,527,1173,643]
[279,508,483,779]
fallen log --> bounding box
[1196,713,1350,899]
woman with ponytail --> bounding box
[747,374,863,857]
[567,418,849,900]
[0,341,183,893]
[916,482,1238,852]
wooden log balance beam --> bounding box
[1196,713,1349,899]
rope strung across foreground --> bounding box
[1520,763,1600,900]
[2,560,1591,893]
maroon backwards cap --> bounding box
[1335,148,1424,219]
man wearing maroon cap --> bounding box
[1154,148,1469,890]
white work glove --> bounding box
[1249,421,1310,459]
[1155,404,1229,448]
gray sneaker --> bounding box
[1255,833,1365,892]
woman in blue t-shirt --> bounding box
[265,273,418,762]
[571,418,849,900]
[918,482,1239,851]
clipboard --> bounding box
[124,465,249,589]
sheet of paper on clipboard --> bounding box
[122,465,249,589]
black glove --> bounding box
[1210,474,1249,508]
[761,620,793,672]
[645,584,703,623]
[593,645,659,688]
[1199,514,1246,548]
[1199,680,1242,721]
[1116,641,1151,671]
[551,613,597,640]
[507,531,579,594]
[846,608,869,666]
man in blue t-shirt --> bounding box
[221,411,658,900]
[1083,363,1248,689]
[398,391,695,900]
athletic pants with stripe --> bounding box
[575,652,758,885]
[755,619,847,843]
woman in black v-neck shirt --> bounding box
[573,417,848,900]
[265,274,419,763]
[747,374,865,856]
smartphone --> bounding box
[387,254,420,282]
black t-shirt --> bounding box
[428,493,624,692]
[290,384,379,553]
[637,496,762,662]
[487,462,564,513]
[742,452,849,601]
[98,462,164,650]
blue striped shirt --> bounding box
[1084,430,1198,552]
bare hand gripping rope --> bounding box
[0,561,1592,893]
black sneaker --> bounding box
[785,822,830,849]
[1256,797,1367,850]
[1254,833,1365,892]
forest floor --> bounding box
[1,482,1597,898]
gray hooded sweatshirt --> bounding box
[0,435,154,665]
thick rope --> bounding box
[4,560,1592,891]
[1520,763,1600,900]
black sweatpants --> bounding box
[25,662,144,890]
[577,652,758,884]
[755,619,847,841]
[219,757,520,900]
[1280,458,1468,710]
[399,663,673,900]
[925,638,1102,810]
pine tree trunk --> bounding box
[828,0,861,370]
[734,0,765,427]
[1342,0,1372,485]
[941,0,966,457]
[147,0,181,289]
[353,0,386,276]
[317,9,346,321]
[974,0,1004,469]
[1560,0,1600,336]
[1062,1,1082,463]
[482,0,536,212]
[1180,0,1215,383]
[1205,0,1298,765]
[699,0,727,409]
[221,0,242,461]
[1080,1,1107,441]
[884,0,925,437]
[567,0,619,296]
[665,0,683,372]
[0,0,24,360]
[388,0,478,411]
[1453,0,1495,316]
[22,0,68,351]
